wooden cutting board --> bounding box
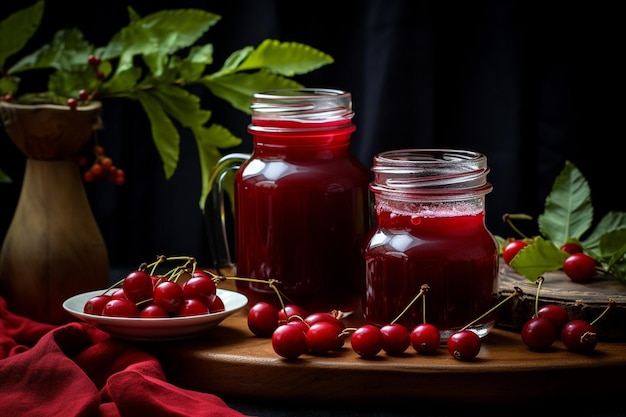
[142,276,626,406]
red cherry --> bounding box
[521,317,555,350]
[560,242,582,254]
[563,253,597,282]
[83,295,111,315]
[536,304,569,338]
[561,320,597,352]
[380,323,411,355]
[209,295,225,313]
[140,303,169,318]
[153,281,184,313]
[502,240,528,265]
[272,324,307,359]
[183,274,217,306]
[278,304,308,322]
[447,330,481,361]
[102,298,139,317]
[178,298,209,316]
[247,302,279,337]
[306,321,345,354]
[410,323,441,355]
[122,270,154,303]
[351,325,383,358]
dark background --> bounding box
[1,0,624,271]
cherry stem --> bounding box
[533,276,545,317]
[590,299,615,326]
[389,284,429,325]
[460,287,522,331]
[502,213,529,239]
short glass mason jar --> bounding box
[363,149,499,341]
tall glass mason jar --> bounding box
[232,88,370,315]
[364,149,499,341]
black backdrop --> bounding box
[1,0,624,270]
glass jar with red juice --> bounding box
[210,89,370,315]
[364,149,499,341]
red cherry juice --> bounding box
[234,119,370,314]
[364,202,499,338]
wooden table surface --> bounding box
[143,278,626,406]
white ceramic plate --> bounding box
[63,288,248,341]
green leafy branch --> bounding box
[0,1,334,209]
[497,161,626,283]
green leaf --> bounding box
[598,228,626,258]
[147,85,211,127]
[537,161,593,247]
[9,28,93,74]
[115,8,220,74]
[101,65,141,93]
[203,71,304,114]
[236,40,334,76]
[0,0,44,69]
[581,211,626,254]
[509,236,569,282]
[134,91,180,178]
[178,44,214,80]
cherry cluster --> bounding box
[83,257,224,318]
[503,239,597,282]
[520,277,613,352]
[79,144,125,185]
[247,299,487,361]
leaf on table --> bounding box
[510,236,569,282]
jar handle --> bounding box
[203,153,250,273]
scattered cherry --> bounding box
[306,321,344,354]
[521,317,555,350]
[536,304,569,338]
[247,302,279,337]
[563,252,597,282]
[560,242,582,254]
[410,323,441,355]
[502,240,528,265]
[561,320,597,353]
[350,325,383,358]
[379,323,411,356]
[447,330,481,361]
[272,324,307,359]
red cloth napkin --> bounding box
[0,296,251,417]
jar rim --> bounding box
[250,88,353,124]
[370,148,493,200]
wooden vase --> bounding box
[0,101,109,324]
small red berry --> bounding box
[447,330,481,361]
[561,320,597,353]
[563,253,597,282]
[521,317,555,350]
[410,323,441,355]
[66,98,78,109]
[560,242,582,254]
[272,324,307,359]
[380,323,411,356]
[350,325,383,358]
[502,240,528,265]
